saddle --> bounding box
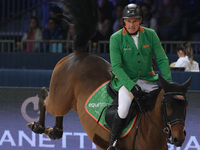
[105,82,162,129]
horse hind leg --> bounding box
[27,87,48,134]
[44,116,63,140]
[27,87,63,140]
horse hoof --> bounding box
[27,122,45,134]
[27,122,34,129]
[44,126,63,140]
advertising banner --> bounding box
[0,87,199,150]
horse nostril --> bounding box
[184,130,186,136]
[173,137,184,147]
[173,138,178,144]
[174,138,181,146]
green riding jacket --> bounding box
[110,26,172,92]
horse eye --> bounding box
[166,103,171,109]
[165,103,173,116]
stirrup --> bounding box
[107,145,117,150]
[107,140,117,150]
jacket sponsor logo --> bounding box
[123,46,131,51]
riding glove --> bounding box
[131,84,142,98]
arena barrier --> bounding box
[0,87,199,150]
[0,40,200,54]
[0,52,199,70]
[0,68,199,90]
[0,52,68,69]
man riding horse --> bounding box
[107,3,172,149]
[26,1,192,149]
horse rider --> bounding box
[107,3,172,150]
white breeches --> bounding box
[117,79,158,119]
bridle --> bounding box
[132,91,187,149]
[161,92,187,142]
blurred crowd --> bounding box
[93,0,200,41]
[21,0,200,52]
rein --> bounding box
[133,98,171,146]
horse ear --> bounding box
[159,74,170,91]
[182,76,192,92]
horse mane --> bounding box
[52,0,97,51]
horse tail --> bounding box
[52,0,97,52]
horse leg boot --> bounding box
[107,113,125,150]
[44,116,63,140]
[27,87,48,134]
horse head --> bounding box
[159,75,192,147]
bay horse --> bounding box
[27,0,192,149]
[27,51,192,150]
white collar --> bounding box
[131,33,139,38]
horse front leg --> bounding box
[27,87,48,134]
[44,116,63,140]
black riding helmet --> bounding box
[122,3,143,19]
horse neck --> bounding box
[132,89,168,150]
[151,89,164,125]
[146,89,167,143]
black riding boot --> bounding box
[107,113,125,150]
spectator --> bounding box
[140,3,157,32]
[142,0,157,15]
[65,25,75,52]
[41,18,65,52]
[112,0,129,6]
[98,0,114,21]
[112,4,124,33]
[189,10,200,41]
[97,8,112,40]
[49,6,69,32]
[21,16,42,52]
[180,0,200,40]
[156,0,182,40]
[184,42,199,71]
[172,42,199,72]
[49,6,62,28]
[91,7,112,52]
[98,0,115,38]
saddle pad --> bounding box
[85,81,137,138]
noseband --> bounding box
[161,92,187,144]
